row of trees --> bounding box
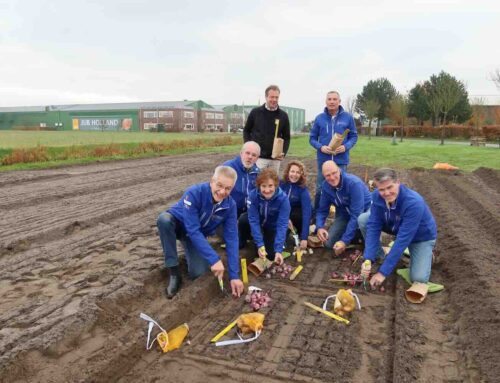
[354,71,482,144]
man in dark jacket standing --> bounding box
[243,85,290,172]
[310,91,358,216]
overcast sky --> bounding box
[1,0,499,120]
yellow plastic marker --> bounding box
[210,319,238,343]
[303,301,350,324]
[296,249,302,263]
[289,265,303,281]
[241,259,248,285]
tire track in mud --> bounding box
[411,169,500,383]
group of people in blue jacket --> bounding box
[157,88,437,303]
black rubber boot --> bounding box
[165,266,182,299]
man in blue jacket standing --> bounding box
[157,166,244,299]
[358,168,437,302]
[310,91,358,216]
[223,141,260,217]
[316,161,371,255]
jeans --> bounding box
[313,162,347,219]
[323,214,349,249]
[238,212,278,261]
[357,211,436,283]
[157,211,211,279]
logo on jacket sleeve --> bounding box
[183,196,192,209]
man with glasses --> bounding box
[316,161,371,256]
[157,166,244,299]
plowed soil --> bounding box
[0,154,498,383]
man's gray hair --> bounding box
[373,168,398,183]
[213,165,237,183]
[327,90,341,98]
[242,141,261,156]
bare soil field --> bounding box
[0,154,498,383]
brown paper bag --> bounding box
[329,129,350,151]
[271,138,284,159]
[405,282,428,303]
[248,258,273,277]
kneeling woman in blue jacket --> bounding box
[280,160,312,251]
[240,168,290,265]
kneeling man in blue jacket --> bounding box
[316,161,371,255]
[358,168,437,297]
[157,166,244,299]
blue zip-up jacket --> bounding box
[364,184,437,277]
[279,180,312,241]
[223,155,260,215]
[168,182,240,280]
[309,105,358,166]
[247,188,291,254]
[316,171,371,244]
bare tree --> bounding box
[389,93,409,142]
[491,69,500,90]
[437,77,463,145]
[345,96,357,115]
[363,98,381,140]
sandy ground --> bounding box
[0,154,499,383]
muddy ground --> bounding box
[0,154,498,383]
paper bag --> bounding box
[329,129,350,151]
[271,138,284,159]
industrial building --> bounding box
[0,101,305,133]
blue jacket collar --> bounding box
[323,104,345,117]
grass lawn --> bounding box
[0,131,498,172]
[289,136,500,172]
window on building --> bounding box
[205,112,214,119]
[159,111,173,118]
[184,111,194,118]
[215,124,223,131]
[184,123,194,130]
[164,123,174,130]
[143,111,158,118]
[205,124,214,131]
[215,113,224,119]
[144,123,157,130]
[40,123,47,127]
[231,112,242,119]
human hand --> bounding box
[276,153,285,160]
[300,239,308,250]
[320,145,334,155]
[211,260,225,279]
[333,241,346,256]
[230,279,244,297]
[334,145,346,155]
[274,253,284,265]
[317,228,329,242]
[370,272,386,289]
[258,246,267,259]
